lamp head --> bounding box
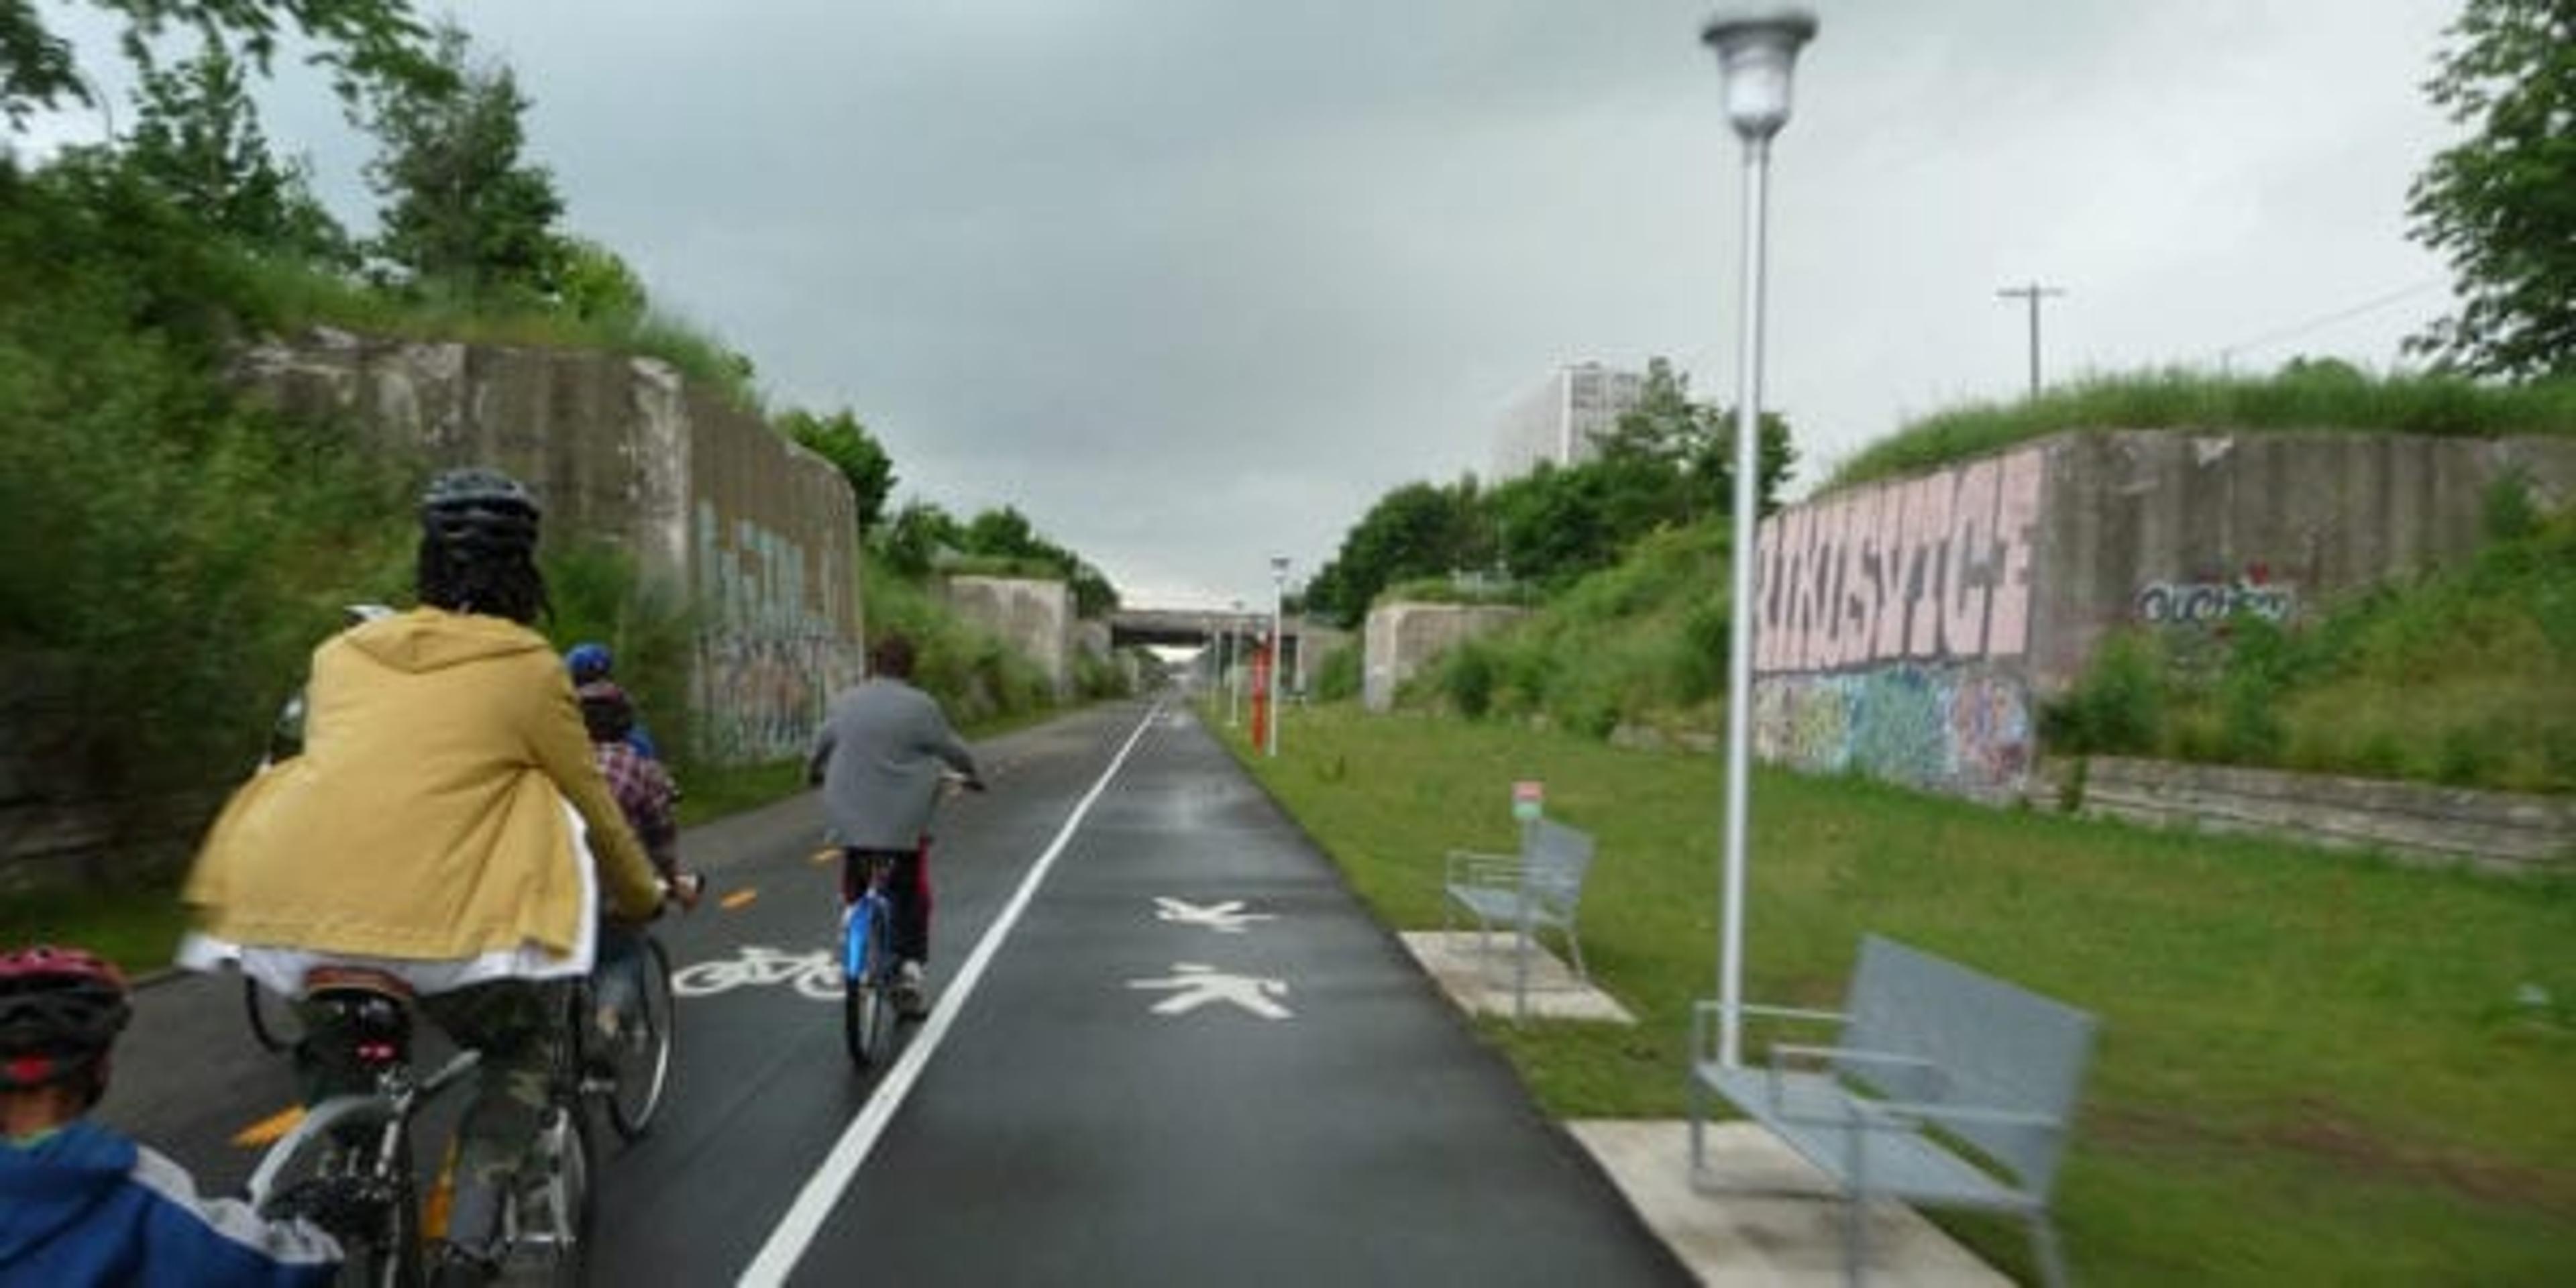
[1702,9,1817,142]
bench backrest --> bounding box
[1521,820,1595,915]
[1840,934,2097,1197]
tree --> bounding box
[555,235,646,325]
[362,19,564,299]
[877,500,962,577]
[778,406,895,535]
[2404,0,2576,379]
[1301,478,1485,626]
[2,0,440,126]
[121,36,350,263]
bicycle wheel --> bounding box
[605,936,676,1140]
[841,903,892,1067]
[245,974,301,1054]
[504,1102,595,1287]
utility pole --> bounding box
[1996,282,2065,398]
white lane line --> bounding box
[738,701,1165,1287]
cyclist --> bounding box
[564,641,661,761]
[577,679,701,1029]
[0,943,343,1286]
[178,467,664,1284]
[806,632,981,1019]
[263,603,394,765]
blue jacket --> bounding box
[0,1120,340,1287]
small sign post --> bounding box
[1511,780,1544,836]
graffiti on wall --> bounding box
[692,501,859,761]
[1754,447,2044,675]
[2135,564,2295,626]
[1752,667,2034,796]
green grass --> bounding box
[234,257,765,414]
[0,884,195,980]
[1829,366,2576,492]
[1219,702,2576,1285]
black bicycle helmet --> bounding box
[0,945,131,1093]
[420,467,541,560]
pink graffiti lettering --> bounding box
[1754,447,2043,675]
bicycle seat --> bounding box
[301,967,415,1062]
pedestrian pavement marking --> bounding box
[1127,963,1294,1020]
[233,1106,305,1148]
[1152,896,1273,934]
[722,888,759,910]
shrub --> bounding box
[1310,641,1361,702]
[543,539,698,769]
[2042,630,2165,755]
[1443,642,1497,718]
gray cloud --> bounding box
[28,0,2467,607]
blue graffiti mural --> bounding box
[1752,665,2033,797]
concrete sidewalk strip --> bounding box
[1398,930,1638,1023]
[1569,1120,2010,1287]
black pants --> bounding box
[841,841,932,965]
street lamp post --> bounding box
[1267,556,1289,757]
[1703,7,1815,1070]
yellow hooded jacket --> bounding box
[185,608,663,961]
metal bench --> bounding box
[1443,818,1594,1020]
[1690,934,2098,1287]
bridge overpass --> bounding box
[1108,605,1328,687]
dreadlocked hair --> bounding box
[416,539,551,625]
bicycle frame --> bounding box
[244,1047,478,1216]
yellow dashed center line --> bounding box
[233,1106,305,1148]
[721,888,759,910]
[808,848,837,865]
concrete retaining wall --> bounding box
[5,331,870,892]
[1362,603,1529,711]
[1752,430,2576,800]
[946,576,1073,697]
[2070,756,2573,875]
[239,329,865,764]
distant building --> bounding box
[1491,362,1647,481]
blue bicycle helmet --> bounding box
[566,641,613,684]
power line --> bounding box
[2214,279,2445,370]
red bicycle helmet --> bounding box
[0,945,131,1094]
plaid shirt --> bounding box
[592,742,680,877]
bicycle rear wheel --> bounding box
[842,902,894,1067]
[605,936,676,1140]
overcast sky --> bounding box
[30,0,2467,610]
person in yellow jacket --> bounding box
[180,467,662,1283]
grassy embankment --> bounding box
[1825,364,2576,490]
[0,163,1109,969]
[1375,366,2576,793]
[1216,704,2574,1285]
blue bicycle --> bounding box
[837,846,906,1067]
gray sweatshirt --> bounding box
[806,678,979,849]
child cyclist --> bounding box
[0,944,343,1285]
[576,682,702,1029]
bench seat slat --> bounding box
[1698,1065,2037,1214]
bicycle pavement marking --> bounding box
[736,699,1165,1288]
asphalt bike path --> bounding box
[102,697,1685,1284]
[101,704,1125,1285]
[757,701,1687,1286]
